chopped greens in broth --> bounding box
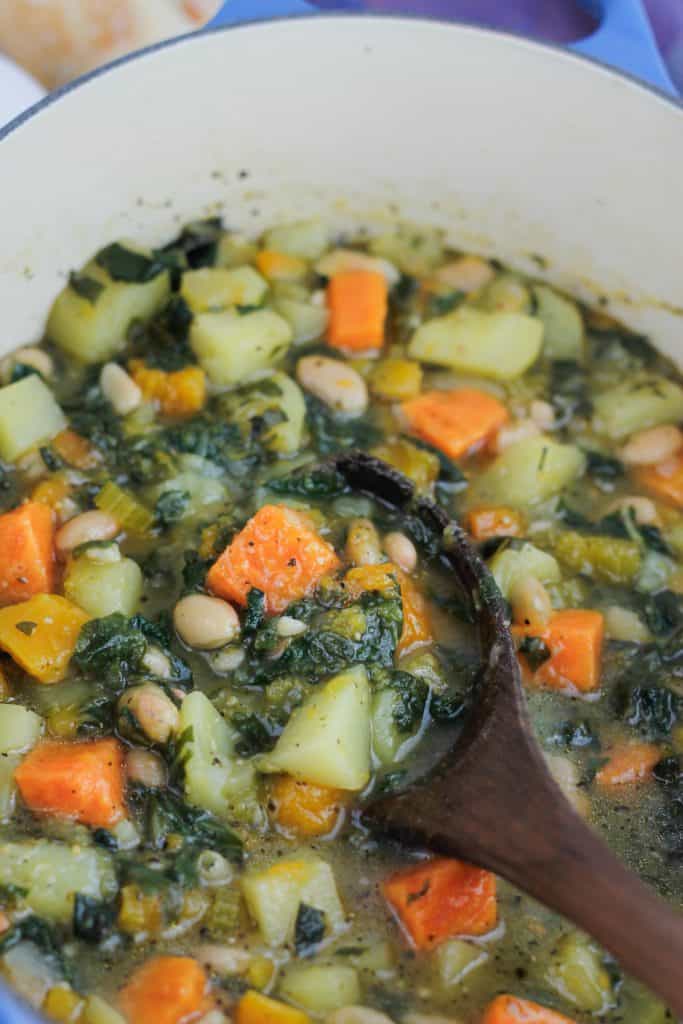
[0,219,678,1024]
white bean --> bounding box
[197,944,252,977]
[100,362,142,416]
[55,510,119,555]
[125,748,167,788]
[432,255,494,294]
[327,1009,396,1024]
[606,495,659,526]
[383,531,417,573]
[619,424,683,466]
[209,646,246,674]
[297,355,368,416]
[276,616,308,638]
[530,399,555,431]
[118,683,179,744]
[510,576,552,630]
[492,418,540,454]
[174,594,240,650]
[11,347,54,380]
[603,605,651,644]
[142,646,173,680]
[345,518,383,566]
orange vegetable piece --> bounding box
[327,269,388,352]
[595,742,661,789]
[635,454,683,508]
[0,594,89,683]
[466,505,525,542]
[344,563,432,655]
[269,776,347,837]
[15,737,125,828]
[0,502,55,607]
[52,429,100,470]
[31,473,71,513]
[119,956,213,1024]
[236,991,310,1024]
[513,609,604,694]
[208,504,340,615]
[128,360,206,419]
[383,857,496,950]
[256,250,307,281]
[401,388,509,461]
[482,995,577,1024]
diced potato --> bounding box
[0,839,116,921]
[533,284,585,361]
[64,555,143,618]
[82,995,127,1024]
[190,309,292,385]
[3,941,60,1009]
[259,666,371,790]
[478,273,531,313]
[47,258,170,363]
[488,542,561,601]
[279,965,360,1014]
[242,855,345,947]
[369,225,444,276]
[274,297,329,345]
[0,704,43,755]
[264,219,329,260]
[408,307,543,380]
[0,375,66,462]
[178,690,258,821]
[434,938,488,989]
[370,358,423,401]
[546,932,613,1012]
[592,375,683,440]
[468,437,586,508]
[216,233,259,268]
[180,266,267,313]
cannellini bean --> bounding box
[10,347,54,380]
[603,605,651,644]
[118,683,179,744]
[606,495,659,526]
[197,944,252,977]
[383,531,417,573]
[316,248,400,286]
[432,255,494,294]
[125,748,167,788]
[327,1009,396,1024]
[530,399,555,431]
[100,362,142,416]
[297,355,368,416]
[510,576,552,630]
[83,542,122,564]
[142,646,173,680]
[345,517,383,566]
[174,594,240,650]
[209,646,246,674]
[55,510,119,555]
[493,418,540,454]
[197,851,233,887]
[619,424,683,466]
[545,753,589,817]
[276,616,308,638]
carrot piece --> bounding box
[52,429,100,470]
[128,360,207,419]
[466,505,525,542]
[119,956,213,1024]
[635,454,683,508]
[256,250,307,281]
[0,594,89,683]
[236,991,311,1024]
[401,388,509,460]
[207,504,340,615]
[482,995,577,1024]
[595,742,661,789]
[327,269,388,352]
[344,563,432,655]
[0,502,55,607]
[269,776,347,837]
[383,857,496,950]
[513,609,604,694]
[15,737,125,828]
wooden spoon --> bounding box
[333,451,683,1017]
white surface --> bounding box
[0,56,45,127]
[0,18,681,363]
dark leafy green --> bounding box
[96,243,165,283]
[294,903,326,957]
[518,636,552,672]
[231,711,282,757]
[268,465,348,499]
[73,894,116,943]
[155,489,190,528]
[74,614,147,686]
[69,271,105,304]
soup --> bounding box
[0,217,679,1024]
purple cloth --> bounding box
[313,0,683,91]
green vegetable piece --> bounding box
[554,531,641,583]
[468,436,586,508]
[155,489,190,528]
[190,309,292,385]
[408,306,543,380]
[533,284,585,361]
[0,840,117,922]
[592,374,683,439]
[95,243,165,283]
[64,556,143,619]
[68,272,105,304]
[73,613,147,686]
[259,666,371,790]
[0,374,66,462]
[295,903,326,957]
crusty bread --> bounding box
[0,0,219,88]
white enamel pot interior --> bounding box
[0,15,682,367]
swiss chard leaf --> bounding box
[96,243,165,283]
[294,903,326,957]
[73,894,116,943]
[305,395,380,456]
[73,613,147,686]
[268,465,348,499]
[155,489,190,529]
[244,589,266,634]
[0,915,71,980]
[583,449,624,483]
[69,271,105,304]
[518,635,552,671]
[144,787,243,864]
[231,711,282,757]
